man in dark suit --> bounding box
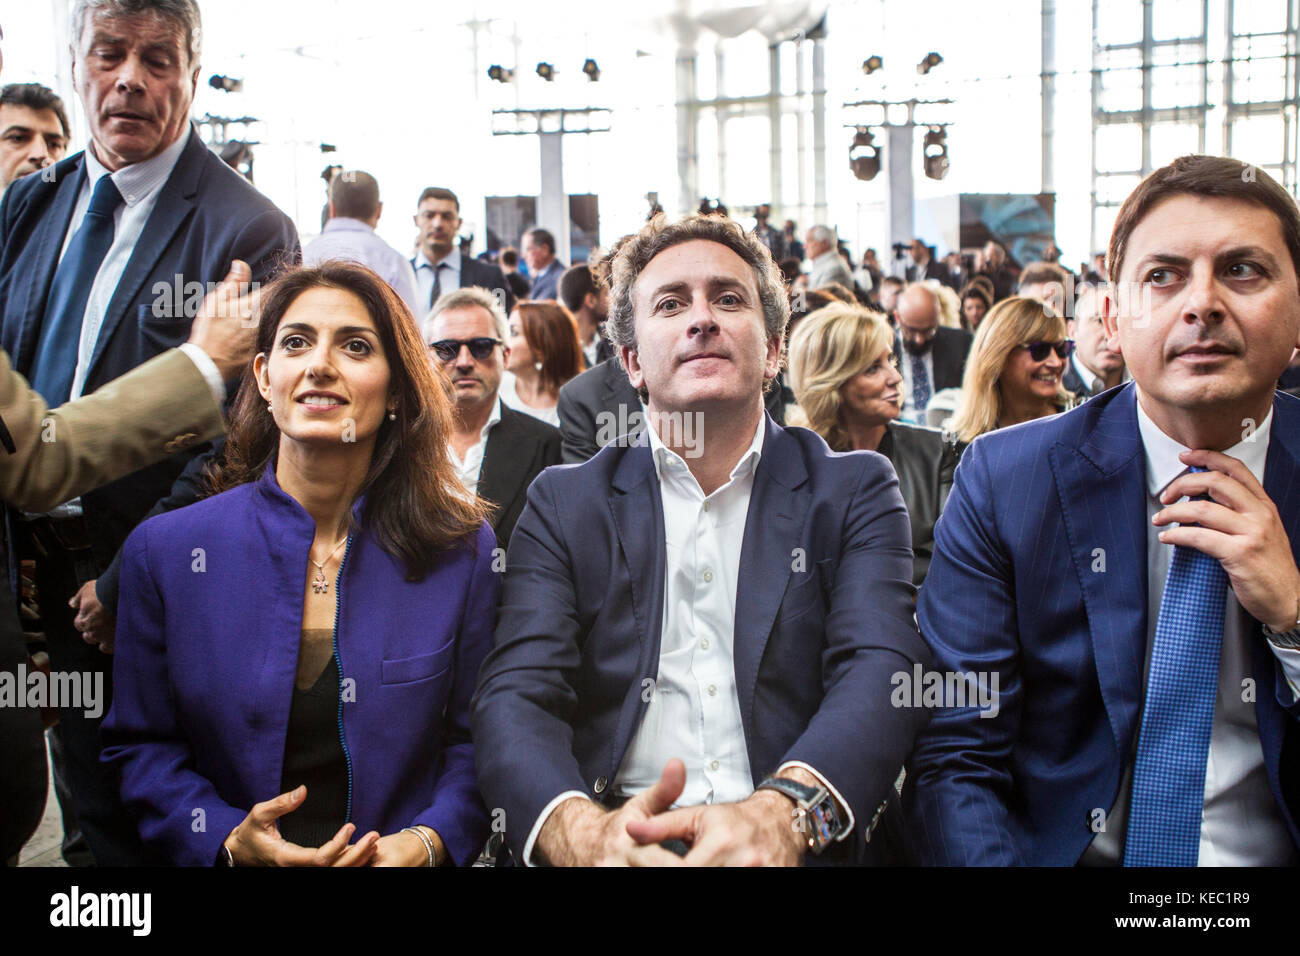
[891,283,973,423]
[558,263,613,369]
[472,213,928,866]
[904,239,952,288]
[908,155,1300,865]
[411,186,513,322]
[0,0,299,865]
[522,227,566,301]
[426,287,560,548]
[1062,283,1125,402]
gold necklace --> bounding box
[309,534,348,595]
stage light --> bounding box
[917,52,943,75]
[208,74,243,93]
[536,62,556,81]
[582,58,601,81]
[849,127,880,181]
[923,126,949,180]
[487,64,514,83]
[862,55,883,75]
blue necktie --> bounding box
[1124,466,1228,866]
[909,349,931,420]
[29,175,124,404]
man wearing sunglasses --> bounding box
[426,287,559,548]
[909,155,1300,866]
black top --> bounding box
[279,638,348,848]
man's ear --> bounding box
[764,334,782,382]
[253,353,272,402]
[621,344,644,392]
[1100,286,1123,356]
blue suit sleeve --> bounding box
[906,438,1026,865]
[99,521,248,866]
[412,522,499,866]
[471,471,593,860]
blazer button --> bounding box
[594,776,608,794]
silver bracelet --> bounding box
[402,826,435,867]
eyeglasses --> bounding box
[1018,340,1074,362]
[428,338,502,362]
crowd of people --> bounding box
[3,0,1300,869]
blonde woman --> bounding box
[948,296,1074,444]
[925,280,963,330]
[787,301,960,586]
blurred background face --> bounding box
[0,102,67,188]
[962,294,988,329]
[839,346,902,428]
[73,10,197,170]
[909,239,927,263]
[1069,292,1122,378]
[255,287,393,451]
[505,309,533,373]
[878,282,902,314]
[896,286,939,354]
[428,304,506,412]
[522,233,550,271]
[415,197,460,260]
[1109,193,1300,418]
[999,339,1065,406]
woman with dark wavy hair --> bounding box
[102,262,497,867]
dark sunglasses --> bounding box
[429,337,502,362]
[1019,340,1074,362]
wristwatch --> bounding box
[756,776,850,855]
[1262,599,1300,650]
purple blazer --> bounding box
[101,466,500,866]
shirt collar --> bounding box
[416,247,461,273]
[481,395,503,441]
[84,124,190,208]
[323,217,374,234]
[649,409,766,485]
[1134,391,1271,497]
[1071,352,1098,391]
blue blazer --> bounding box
[907,384,1300,864]
[0,128,299,559]
[471,415,931,862]
[100,467,499,866]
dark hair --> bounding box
[795,285,856,314]
[513,300,584,392]
[777,256,803,284]
[417,186,460,212]
[499,247,519,268]
[558,264,597,313]
[0,83,70,139]
[968,274,995,300]
[74,0,201,66]
[526,228,555,254]
[959,281,993,310]
[329,170,379,221]
[1108,154,1300,285]
[208,262,488,578]
[881,275,904,290]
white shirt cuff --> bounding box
[775,760,856,840]
[522,791,591,867]
[177,343,227,406]
[1266,640,1300,704]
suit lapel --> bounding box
[11,159,87,371]
[478,407,526,516]
[1049,385,1148,759]
[733,417,810,750]
[606,436,667,778]
[86,132,202,383]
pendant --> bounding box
[312,568,329,594]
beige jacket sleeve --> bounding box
[0,347,226,513]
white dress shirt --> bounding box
[498,371,560,428]
[1084,399,1300,865]
[522,413,853,864]
[304,217,419,314]
[413,247,462,315]
[447,397,502,496]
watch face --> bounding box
[808,800,842,849]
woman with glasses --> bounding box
[787,302,961,586]
[949,295,1075,444]
[101,263,498,867]
[499,300,584,427]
